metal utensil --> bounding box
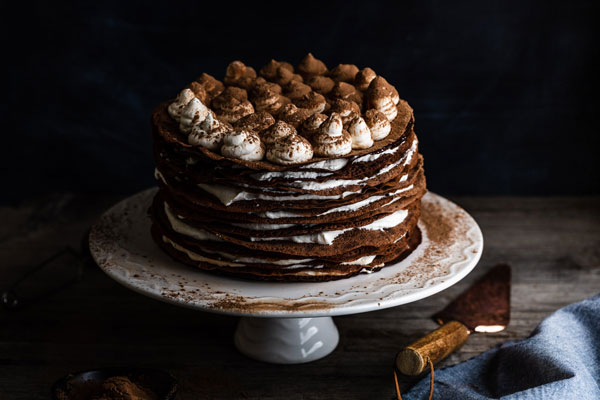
[396,264,511,375]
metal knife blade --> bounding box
[433,264,511,333]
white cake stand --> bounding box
[89,188,483,364]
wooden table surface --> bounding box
[1,193,599,399]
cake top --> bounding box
[163,53,409,167]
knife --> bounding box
[396,264,511,375]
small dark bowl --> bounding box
[52,367,177,400]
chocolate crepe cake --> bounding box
[150,54,427,281]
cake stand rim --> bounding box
[89,187,483,318]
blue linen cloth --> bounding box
[403,293,600,399]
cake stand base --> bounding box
[234,316,339,364]
[90,189,484,365]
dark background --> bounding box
[3,0,599,203]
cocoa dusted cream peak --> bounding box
[354,67,377,91]
[186,81,209,104]
[188,125,223,151]
[167,88,195,120]
[306,75,335,94]
[266,134,313,165]
[330,82,363,106]
[297,53,328,77]
[329,98,360,125]
[188,111,232,150]
[347,115,374,149]
[302,113,328,137]
[235,111,275,134]
[284,80,312,101]
[293,91,327,115]
[195,73,224,100]
[179,98,209,133]
[211,87,255,123]
[366,76,400,121]
[312,113,353,156]
[249,82,288,114]
[224,61,257,89]
[329,64,360,83]
[365,109,391,141]
[261,120,296,145]
[221,129,264,161]
[278,103,311,128]
[259,59,294,81]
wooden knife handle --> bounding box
[395,320,470,376]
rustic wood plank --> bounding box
[0,194,598,399]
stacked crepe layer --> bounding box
[150,55,427,281]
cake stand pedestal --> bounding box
[89,188,483,364]
[234,316,339,364]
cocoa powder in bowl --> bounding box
[52,368,176,400]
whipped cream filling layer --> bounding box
[295,138,410,172]
[251,209,408,245]
[165,203,223,242]
[231,256,312,266]
[250,170,333,181]
[282,139,417,192]
[197,182,360,206]
[256,210,302,218]
[286,159,404,191]
[156,167,356,207]
[163,235,241,266]
[201,247,376,267]
[315,184,414,216]
[198,247,314,265]
[163,232,380,269]
[164,235,319,270]
[300,158,348,171]
[230,222,300,230]
[341,255,377,265]
[155,168,167,184]
[292,266,382,276]
[283,264,324,270]
[393,232,408,243]
[352,145,399,163]
[250,228,350,245]
[251,184,414,220]
[165,198,408,246]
